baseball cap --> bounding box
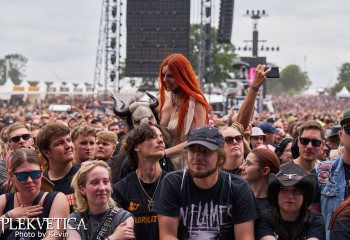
[251,127,265,137]
[325,125,341,138]
[185,126,224,150]
[340,108,350,126]
[259,122,279,134]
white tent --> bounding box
[0,78,14,100]
[72,82,84,93]
[336,86,350,98]
[47,81,61,94]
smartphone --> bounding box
[264,66,280,78]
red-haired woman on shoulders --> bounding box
[158,53,211,169]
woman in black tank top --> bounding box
[0,148,70,240]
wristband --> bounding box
[163,150,167,159]
[4,212,11,218]
[250,85,260,91]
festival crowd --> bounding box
[0,53,349,240]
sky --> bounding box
[0,0,349,89]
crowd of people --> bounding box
[0,53,349,239]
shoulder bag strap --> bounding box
[95,207,120,240]
[180,169,187,192]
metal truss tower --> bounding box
[198,0,212,89]
[93,0,123,96]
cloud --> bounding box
[1,0,349,88]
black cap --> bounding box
[185,126,224,150]
[325,125,341,138]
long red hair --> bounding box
[329,196,350,230]
[158,53,211,138]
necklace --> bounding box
[136,170,162,208]
[16,192,37,207]
[16,193,23,207]
[170,92,180,108]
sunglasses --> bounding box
[10,134,31,143]
[343,125,350,135]
[299,137,322,147]
[224,135,243,144]
[14,170,41,181]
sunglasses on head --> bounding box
[224,135,243,144]
[14,170,41,181]
[299,137,322,147]
[10,134,31,143]
[343,125,350,135]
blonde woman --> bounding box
[67,160,134,240]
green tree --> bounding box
[266,64,311,95]
[337,62,350,83]
[189,24,237,87]
[330,62,350,95]
[138,77,157,91]
[0,54,27,85]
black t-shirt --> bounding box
[256,211,325,240]
[44,164,79,211]
[331,207,350,239]
[153,170,257,240]
[113,171,167,240]
[256,197,271,215]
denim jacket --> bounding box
[315,155,345,240]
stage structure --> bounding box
[217,0,234,44]
[93,0,124,94]
[125,0,191,78]
[198,0,213,88]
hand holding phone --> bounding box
[264,66,280,78]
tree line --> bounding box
[1,24,349,96]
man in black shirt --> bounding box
[113,123,168,240]
[153,126,257,240]
[293,121,325,174]
[36,123,79,211]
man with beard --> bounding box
[153,126,256,240]
[293,121,325,173]
[36,123,79,211]
[113,123,168,240]
[220,126,244,175]
[71,125,96,165]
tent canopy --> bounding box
[336,86,350,98]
